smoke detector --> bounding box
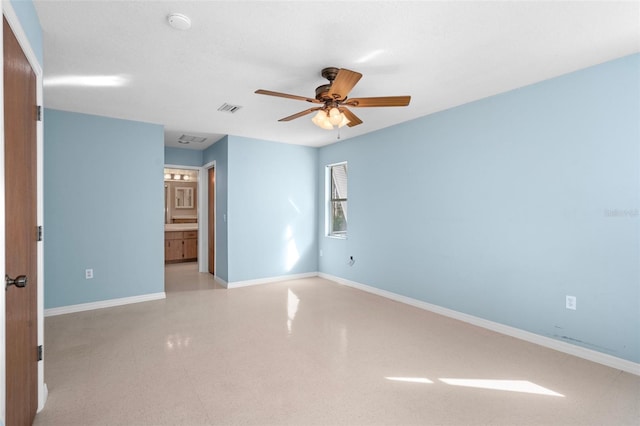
[167,13,191,30]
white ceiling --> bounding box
[33,1,640,149]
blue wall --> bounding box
[227,136,318,282]
[318,54,640,363]
[165,147,203,167]
[44,109,165,308]
[203,137,229,281]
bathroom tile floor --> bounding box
[34,264,639,425]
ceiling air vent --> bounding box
[178,134,207,144]
[217,103,242,113]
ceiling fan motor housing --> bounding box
[316,67,340,102]
[321,67,339,82]
[315,84,332,102]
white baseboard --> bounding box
[227,272,318,289]
[214,275,228,288]
[37,383,48,413]
[44,292,166,317]
[319,272,640,376]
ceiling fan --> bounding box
[255,67,411,130]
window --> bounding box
[327,162,347,237]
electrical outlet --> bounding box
[566,295,576,310]
[320,250,323,257]
[85,269,94,279]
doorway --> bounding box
[163,167,199,291]
[163,164,217,292]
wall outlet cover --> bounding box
[566,295,576,310]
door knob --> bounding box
[5,275,28,290]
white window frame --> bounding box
[326,162,348,239]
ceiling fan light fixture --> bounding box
[312,110,331,129]
[328,107,342,125]
[320,111,333,130]
[311,110,323,126]
[312,108,350,130]
[319,118,334,130]
[338,114,350,128]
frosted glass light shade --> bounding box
[312,110,334,129]
[319,118,334,130]
[312,108,350,130]
[328,108,342,125]
[311,110,326,126]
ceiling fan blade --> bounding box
[328,69,362,100]
[345,96,411,107]
[255,89,321,104]
[340,107,363,127]
[278,107,322,122]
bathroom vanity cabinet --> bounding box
[165,230,198,263]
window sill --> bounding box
[326,234,347,240]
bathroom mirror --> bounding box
[175,187,194,209]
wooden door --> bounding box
[4,16,39,426]
[208,167,214,274]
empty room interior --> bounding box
[2,1,639,425]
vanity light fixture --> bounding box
[165,171,197,181]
